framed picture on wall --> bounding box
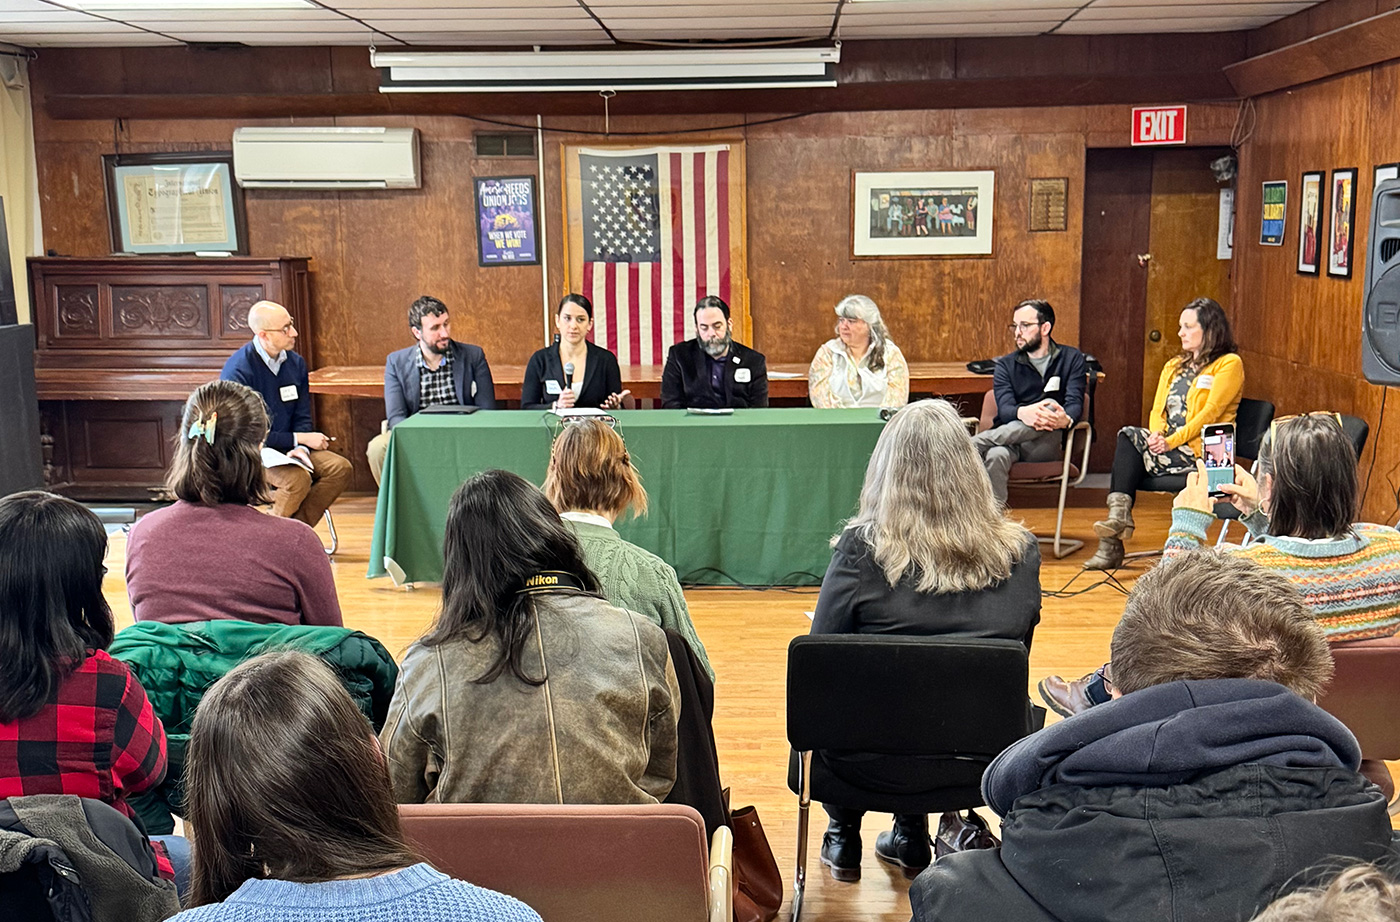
[1259,180,1287,246]
[1327,167,1358,279]
[102,152,248,255]
[851,170,995,258]
[1297,171,1324,275]
[473,175,540,267]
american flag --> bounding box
[578,146,733,366]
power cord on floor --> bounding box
[679,568,824,592]
[1041,567,1132,599]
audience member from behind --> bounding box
[381,470,680,805]
[912,551,1397,922]
[544,418,713,679]
[368,295,497,486]
[0,491,187,889]
[971,299,1086,506]
[220,300,350,527]
[660,295,769,409]
[1252,865,1400,922]
[1085,297,1243,569]
[807,295,910,409]
[170,651,540,922]
[125,380,343,627]
[810,399,1041,882]
[1041,413,1400,718]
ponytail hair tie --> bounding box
[187,411,218,445]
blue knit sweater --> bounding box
[220,341,313,452]
[168,864,542,922]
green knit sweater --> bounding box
[565,518,714,680]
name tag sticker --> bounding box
[546,380,562,395]
[1196,374,1214,390]
[1044,375,1061,392]
[735,368,752,383]
[279,385,298,402]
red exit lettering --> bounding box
[1131,106,1188,146]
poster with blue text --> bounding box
[475,176,540,266]
[1259,180,1287,246]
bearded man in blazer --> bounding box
[660,296,769,410]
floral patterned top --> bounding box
[808,338,910,409]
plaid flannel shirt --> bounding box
[418,347,458,409]
[0,649,173,879]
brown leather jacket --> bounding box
[381,591,680,805]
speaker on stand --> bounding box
[1363,179,1400,384]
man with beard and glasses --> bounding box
[368,295,496,485]
[660,295,769,410]
[971,299,1086,506]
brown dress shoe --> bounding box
[1037,673,1095,718]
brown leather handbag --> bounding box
[933,809,1000,860]
[729,804,782,922]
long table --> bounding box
[369,408,887,586]
[311,361,993,401]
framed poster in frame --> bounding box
[1259,180,1287,246]
[1297,171,1324,275]
[474,175,540,267]
[1326,167,1358,279]
[851,170,995,258]
[102,152,247,255]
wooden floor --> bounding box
[90,493,1349,921]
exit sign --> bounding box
[1131,106,1188,146]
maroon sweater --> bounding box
[125,501,343,627]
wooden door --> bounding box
[1139,148,1234,421]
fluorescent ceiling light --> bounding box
[373,46,841,93]
[63,0,314,10]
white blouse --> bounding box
[808,338,910,409]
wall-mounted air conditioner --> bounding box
[232,127,421,190]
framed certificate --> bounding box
[102,152,249,255]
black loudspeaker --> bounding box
[0,324,43,497]
[0,196,16,327]
[1363,179,1400,384]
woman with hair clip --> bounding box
[810,399,1041,883]
[169,651,540,921]
[808,294,910,409]
[543,418,713,679]
[380,469,680,806]
[1085,297,1244,569]
[0,490,188,892]
[125,379,342,627]
[520,294,630,410]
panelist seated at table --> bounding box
[221,300,351,527]
[521,293,630,411]
[660,295,769,409]
[808,294,910,410]
[368,294,497,486]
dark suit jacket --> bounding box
[384,340,496,428]
[660,339,769,409]
[521,340,623,410]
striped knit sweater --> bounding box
[1165,507,1400,642]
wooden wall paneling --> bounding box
[1079,149,1154,471]
[1226,8,1400,98]
[1247,0,1383,57]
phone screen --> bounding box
[1202,424,1235,495]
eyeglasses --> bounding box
[258,322,295,335]
[1094,663,1114,695]
[1268,411,1343,445]
[562,414,618,430]
[1007,321,1041,334]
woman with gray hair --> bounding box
[808,294,910,409]
[810,398,1041,883]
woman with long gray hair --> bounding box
[809,398,1041,882]
[808,294,910,409]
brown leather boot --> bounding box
[1083,536,1124,571]
[1092,492,1135,540]
[1037,674,1096,717]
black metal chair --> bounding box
[784,635,1038,921]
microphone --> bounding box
[563,362,575,391]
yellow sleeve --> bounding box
[883,343,909,408]
[1148,358,1178,433]
[1165,354,1244,452]
[808,342,837,409]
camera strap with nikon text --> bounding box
[515,570,588,595]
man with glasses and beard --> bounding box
[971,299,1086,507]
[660,295,769,409]
[367,295,496,485]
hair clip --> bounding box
[187,411,218,445]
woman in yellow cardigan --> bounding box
[1084,298,1243,569]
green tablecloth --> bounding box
[368,408,886,586]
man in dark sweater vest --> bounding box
[221,300,350,527]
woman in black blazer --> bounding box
[522,294,629,410]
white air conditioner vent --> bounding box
[232,127,420,190]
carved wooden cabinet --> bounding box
[29,257,311,495]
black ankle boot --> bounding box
[875,814,932,879]
[820,819,862,882]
